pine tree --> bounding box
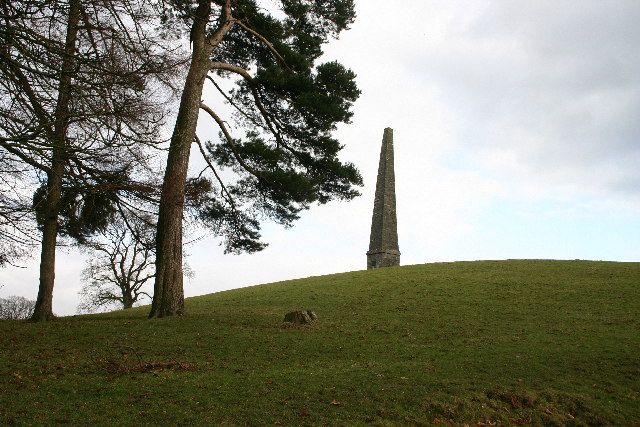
[150,0,361,317]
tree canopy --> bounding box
[150,0,362,317]
[0,0,182,320]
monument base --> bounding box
[366,250,400,269]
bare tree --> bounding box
[0,295,36,320]
[78,215,155,312]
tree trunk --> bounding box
[31,165,64,321]
[123,295,133,309]
[149,1,235,318]
[149,58,208,317]
[31,0,81,322]
[149,8,212,317]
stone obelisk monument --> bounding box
[367,128,400,269]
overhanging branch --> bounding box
[199,101,261,180]
[193,134,237,210]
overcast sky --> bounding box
[2,0,639,315]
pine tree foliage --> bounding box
[162,0,361,253]
[150,0,361,316]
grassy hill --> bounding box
[1,260,639,425]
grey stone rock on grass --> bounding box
[284,310,317,324]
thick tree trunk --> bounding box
[123,296,133,309]
[31,164,64,321]
[149,57,208,317]
[149,12,212,317]
[31,0,81,322]
[149,1,235,318]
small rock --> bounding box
[283,310,317,324]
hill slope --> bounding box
[1,260,639,425]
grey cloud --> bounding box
[407,0,640,199]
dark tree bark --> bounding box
[31,0,81,321]
[149,61,204,316]
[150,1,233,318]
[149,48,206,316]
[123,295,134,309]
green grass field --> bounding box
[1,260,639,425]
